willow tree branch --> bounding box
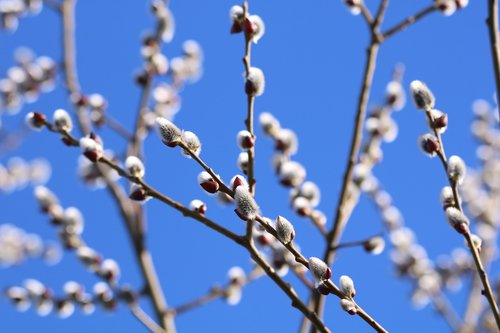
[59,2,174,331]
[487,0,500,120]
[241,2,256,196]
[128,73,153,158]
[381,4,437,41]
[432,292,463,333]
[246,242,332,333]
[130,305,167,333]
[424,111,500,330]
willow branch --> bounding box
[130,305,167,333]
[487,0,500,120]
[424,110,500,330]
[381,4,437,41]
[59,2,173,330]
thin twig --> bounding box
[424,110,500,330]
[359,2,374,27]
[241,2,257,197]
[59,2,174,331]
[130,305,167,333]
[103,115,134,141]
[330,232,383,252]
[487,0,500,120]
[246,241,332,333]
[129,72,153,158]
[433,292,463,332]
[381,4,437,41]
[171,269,263,315]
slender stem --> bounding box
[130,305,167,333]
[306,42,380,332]
[463,231,500,329]
[129,73,153,158]
[246,241,332,333]
[433,292,463,332]
[104,115,134,141]
[330,232,383,251]
[59,2,173,330]
[359,2,374,26]
[381,4,436,41]
[425,111,500,330]
[172,269,263,315]
[487,0,500,120]
[373,0,389,30]
[177,141,234,196]
[241,2,256,196]
[61,0,80,94]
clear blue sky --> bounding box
[0,1,497,332]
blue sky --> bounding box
[0,1,497,332]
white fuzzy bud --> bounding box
[308,257,331,283]
[56,299,75,319]
[292,196,312,217]
[410,80,435,110]
[344,0,362,15]
[25,111,45,131]
[237,130,255,149]
[228,266,246,285]
[63,207,84,235]
[275,215,295,244]
[363,236,385,255]
[5,286,30,312]
[447,155,466,184]
[234,186,259,221]
[427,109,448,134]
[189,199,207,214]
[125,156,145,178]
[340,298,357,315]
[275,128,298,155]
[230,175,249,191]
[34,186,59,211]
[279,161,306,187]
[445,207,469,233]
[79,137,103,162]
[386,80,405,111]
[53,109,73,132]
[245,67,265,96]
[181,131,201,157]
[99,259,120,283]
[155,117,182,147]
[63,281,83,300]
[456,0,468,8]
[440,186,455,209]
[237,152,249,173]
[466,234,482,252]
[248,15,265,43]
[259,112,280,136]
[436,0,457,16]
[339,275,356,298]
[77,246,101,271]
[198,171,219,193]
[292,181,321,207]
[418,134,439,157]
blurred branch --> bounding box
[433,292,463,332]
[487,0,500,119]
[59,1,174,331]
